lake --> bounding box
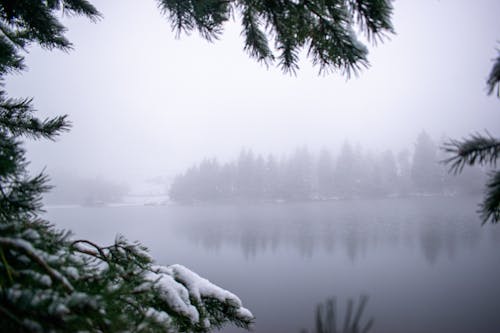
[45,196,500,333]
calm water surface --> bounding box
[46,196,500,333]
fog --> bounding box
[49,197,500,333]
[7,1,500,332]
[4,0,500,194]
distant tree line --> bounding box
[169,132,486,203]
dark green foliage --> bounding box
[0,93,70,140]
[0,0,100,50]
[444,133,500,224]
[158,0,394,74]
[0,0,91,238]
[1,218,254,332]
[481,170,500,224]
[443,47,500,224]
[443,133,500,174]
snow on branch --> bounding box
[0,236,74,292]
[145,264,254,330]
[68,236,254,330]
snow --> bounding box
[22,229,40,240]
[64,266,79,280]
[5,287,22,302]
[347,27,368,55]
[67,292,99,310]
[134,245,153,262]
[0,237,74,291]
[49,303,70,316]
[144,308,172,327]
[145,264,254,325]
[170,264,244,307]
[145,267,200,323]
[37,273,52,287]
[19,270,53,287]
[236,307,253,320]
[0,236,252,331]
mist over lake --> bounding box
[47,196,500,333]
[3,0,499,332]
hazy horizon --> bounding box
[5,0,500,189]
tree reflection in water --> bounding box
[300,296,373,333]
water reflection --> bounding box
[45,197,500,333]
[300,296,374,333]
[173,197,494,264]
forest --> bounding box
[170,132,486,203]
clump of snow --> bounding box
[145,267,200,323]
[133,244,153,262]
[347,27,368,55]
[5,287,22,302]
[145,264,254,326]
[236,307,253,320]
[169,264,243,307]
[144,307,172,328]
[22,229,40,240]
[37,273,52,287]
[64,266,79,280]
[49,303,70,316]
[203,317,211,329]
[67,292,99,310]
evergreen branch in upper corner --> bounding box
[480,170,500,224]
[156,0,394,74]
[442,133,500,174]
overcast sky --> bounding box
[5,0,500,187]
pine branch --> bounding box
[70,239,109,263]
[0,237,74,292]
[60,0,102,21]
[269,8,300,74]
[349,0,394,43]
[0,172,51,217]
[241,6,274,65]
[0,94,71,140]
[442,133,500,174]
[0,22,28,50]
[480,170,500,224]
[157,0,230,41]
[0,35,24,74]
[486,49,500,96]
[304,0,368,76]
[158,0,393,74]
